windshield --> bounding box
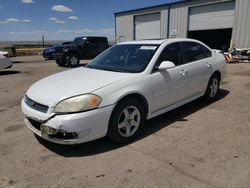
[87,44,159,73]
[52,43,62,48]
[73,37,86,45]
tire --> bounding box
[203,74,220,101]
[56,59,66,67]
[107,98,145,143]
[67,54,80,67]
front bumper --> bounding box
[43,52,53,59]
[52,53,65,60]
[21,99,114,144]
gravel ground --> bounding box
[0,58,250,188]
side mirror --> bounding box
[84,41,90,47]
[158,61,175,71]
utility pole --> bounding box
[42,35,44,48]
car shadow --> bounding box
[0,70,20,76]
[36,89,230,157]
[12,61,23,64]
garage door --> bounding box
[134,13,160,40]
[189,1,235,31]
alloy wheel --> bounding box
[69,56,78,66]
[209,78,218,97]
[117,106,141,137]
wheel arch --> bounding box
[212,70,221,82]
[67,50,80,58]
[113,92,149,118]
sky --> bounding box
[0,0,179,41]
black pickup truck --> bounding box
[53,36,109,67]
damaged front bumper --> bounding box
[21,99,114,144]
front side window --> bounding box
[182,42,211,63]
[87,44,159,73]
[157,43,182,67]
[73,37,86,45]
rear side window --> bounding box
[202,45,212,58]
[182,42,211,63]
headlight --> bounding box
[63,47,70,52]
[49,48,55,52]
[54,94,102,113]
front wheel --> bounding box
[67,54,80,67]
[107,98,145,143]
[203,74,220,101]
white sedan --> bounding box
[0,51,12,70]
[21,38,226,144]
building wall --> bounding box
[232,0,250,48]
[116,14,134,41]
[115,0,250,48]
[169,0,231,38]
[115,5,169,42]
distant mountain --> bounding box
[0,40,65,46]
[0,40,115,46]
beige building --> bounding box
[115,0,250,50]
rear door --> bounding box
[180,42,213,96]
[96,38,108,54]
[85,38,97,58]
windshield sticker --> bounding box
[140,46,157,50]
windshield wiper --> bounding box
[98,67,129,73]
[84,64,93,68]
[84,65,130,73]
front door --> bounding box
[150,42,191,113]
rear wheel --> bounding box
[67,54,79,67]
[107,98,145,143]
[204,74,220,101]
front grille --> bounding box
[52,53,65,59]
[25,96,49,113]
[27,117,42,131]
[50,132,78,140]
[54,47,63,53]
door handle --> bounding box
[180,69,187,75]
[206,62,211,68]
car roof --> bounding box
[76,36,107,39]
[119,38,202,45]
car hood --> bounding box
[0,51,8,55]
[27,67,134,107]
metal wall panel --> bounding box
[169,0,229,38]
[232,0,250,48]
[115,5,169,42]
[116,15,134,42]
[161,9,169,38]
[135,13,161,40]
[189,1,235,31]
[115,0,249,48]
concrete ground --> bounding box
[0,57,250,188]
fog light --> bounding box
[41,125,58,136]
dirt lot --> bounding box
[0,57,250,188]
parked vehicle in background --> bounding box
[53,36,109,67]
[0,51,12,70]
[224,48,250,63]
[42,42,72,60]
[212,49,222,53]
[0,45,15,57]
[231,48,250,61]
[21,38,226,145]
